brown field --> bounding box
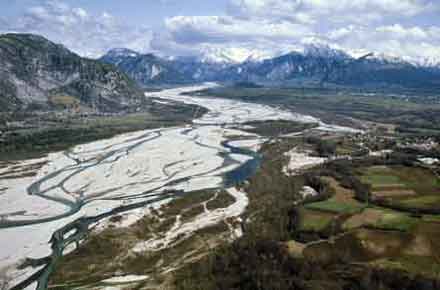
[359,165,440,211]
[342,208,384,230]
[49,94,80,106]
[372,189,417,199]
[322,176,358,204]
[354,228,411,257]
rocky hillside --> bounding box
[100,49,188,85]
[0,34,145,112]
[101,46,440,90]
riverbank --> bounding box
[171,135,440,290]
[2,84,341,289]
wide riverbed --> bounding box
[0,84,354,289]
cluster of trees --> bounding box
[323,160,371,202]
[0,127,119,160]
[305,136,337,157]
[172,141,439,290]
[302,173,335,202]
[236,140,311,241]
[175,233,440,290]
[245,121,316,137]
[174,238,309,290]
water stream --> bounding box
[2,84,354,290]
[7,129,262,290]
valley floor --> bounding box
[1,84,352,290]
[3,84,438,290]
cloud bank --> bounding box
[160,0,440,63]
[0,0,152,58]
[1,0,440,63]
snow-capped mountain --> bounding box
[198,47,275,64]
[100,48,140,66]
[348,49,440,68]
[105,48,140,58]
[100,45,440,89]
[303,44,350,60]
[412,57,440,68]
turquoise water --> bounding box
[223,140,261,187]
[12,138,262,290]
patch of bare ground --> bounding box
[372,189,416,198]
[342,208,384,230]
[49,188,244,289]
[285,240,306,259]
[322,176,359,204]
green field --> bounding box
[304,177,366,215]
[361,175,401,187]
[397,196,440,211]
[297,208,335,232]
[359,165,440,212]
[374,212,418,232]
[304,199,365,214]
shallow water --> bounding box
[4,84,344,289]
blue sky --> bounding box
[3,1,229,25]
[1,0,440,63]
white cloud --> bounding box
[151,28,302,62]
[376,24,432,39]
[326,24,440,63]
[228,0,438,23]
[1,0,440,64]
[305,0,434,16]
[228,0,309,22]
[1,1,152,58]
[154,0,440,63]
[150,15,314,60]
[327,26,356,40]
[165,15,312,43]
[72,7,88,19]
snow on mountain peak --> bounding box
[102,44,440,70]
[347,49,440,68]
[199,47,274,64]
[105,48,140,58]
[412,56,440,68]
[303,44,349,59]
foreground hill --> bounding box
[101,46,440,90]
[0,34,145,112]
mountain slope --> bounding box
[237,49,440,88]
[101,46,440,90]
[100,49,188,85]
[326,54,440,88]
[0,34,145,112]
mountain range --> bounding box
[1,33,440,113]
[0,34,145,112]
[100,46,440,90]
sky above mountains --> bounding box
[1,0,440,63]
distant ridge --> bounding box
[101,45,440,90]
